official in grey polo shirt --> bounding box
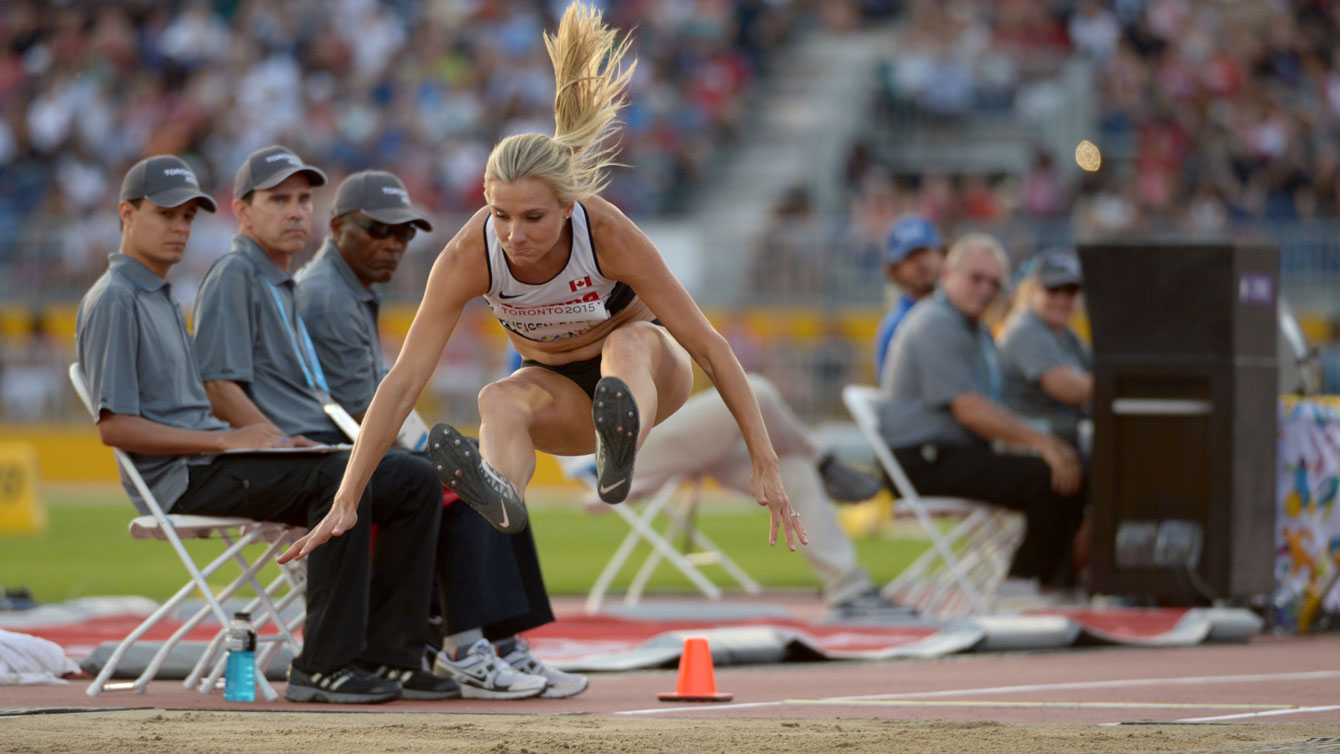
[878,292,994,449]
[193,145,337,438]
[294,171,586,698]
[294,171,432,418]
[998,249,1093,450]
[77,155,226,513]
[877,233,1087,588]
[77,155,450,704]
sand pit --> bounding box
[3,710,1339,754]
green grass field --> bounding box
[1,485,929,605]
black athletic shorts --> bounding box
[518,320,662,400]
[519,353,603,399]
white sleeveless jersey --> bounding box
[482,202,635,342]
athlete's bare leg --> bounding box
[598,320,693,446]
[476,367,595,494]
[476,320,692,495]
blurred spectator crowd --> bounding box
[0,0,915,424]
[846,0,1340,242]
[0,0,836,422]
[10,0,1340,422]
[0,0,810,301]
[754,0,1340,407]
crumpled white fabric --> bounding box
[0,628,80,685]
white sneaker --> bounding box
[499,638,589,699]
[432,639,546,700]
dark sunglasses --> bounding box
[344,214,417,242]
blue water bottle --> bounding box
[223,611,257,702]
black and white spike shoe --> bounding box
[591,376,640,504]
[427,423,527,534]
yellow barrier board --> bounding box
[0,425,117,483]
[0,422,584,491]
[0,442,45,533]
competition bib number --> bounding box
[491,298,610,342]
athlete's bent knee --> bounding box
[602,321,659,361]
[477,380,535,420]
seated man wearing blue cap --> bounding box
[873,215,945,383]
[997,249,1093,452]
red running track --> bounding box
[4,633,1338,725]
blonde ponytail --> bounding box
[484,2,637,203]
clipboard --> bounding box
[324,400,430,453]
[220,443,351,454]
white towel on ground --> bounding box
[0,627,80,685]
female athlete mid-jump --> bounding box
[281,2,807,565]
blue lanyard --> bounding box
[266,281,330,394]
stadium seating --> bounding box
[68,363,306,699]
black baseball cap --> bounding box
[1034,249,1083,289]
[233,145,328,199]
[120,156,217,212]
[332,171,433,231]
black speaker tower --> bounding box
[1079,242,1278,604]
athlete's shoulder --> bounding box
[579,195,643,249]
[580,194,629,228]
[444,207,491,258]
[427,207,492,300]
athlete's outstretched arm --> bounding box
[588,196,807,551]
[280,211,491,562]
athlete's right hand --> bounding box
[278,502,358,564]
[219,423,291,450]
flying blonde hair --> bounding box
[484,3,636,203]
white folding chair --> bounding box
[557,455,761,614]
[842,384,1023,617]
[69,363,306,699]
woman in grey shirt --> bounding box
[998,250,1093,451]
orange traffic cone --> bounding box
[657,637,733,702]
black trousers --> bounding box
[302,432,554,643]
[892,443,1086,587]
[436,499,554,642]
[173,450,440,673]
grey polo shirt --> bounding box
[877,292,997,449]
[76,254,230,513]
[998,309,1091,444]
[192,235,337,437]
[294,240,385,415]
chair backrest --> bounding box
[842,384,999,514]
[68,362,174,522]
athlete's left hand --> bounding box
[751,462,807,551]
